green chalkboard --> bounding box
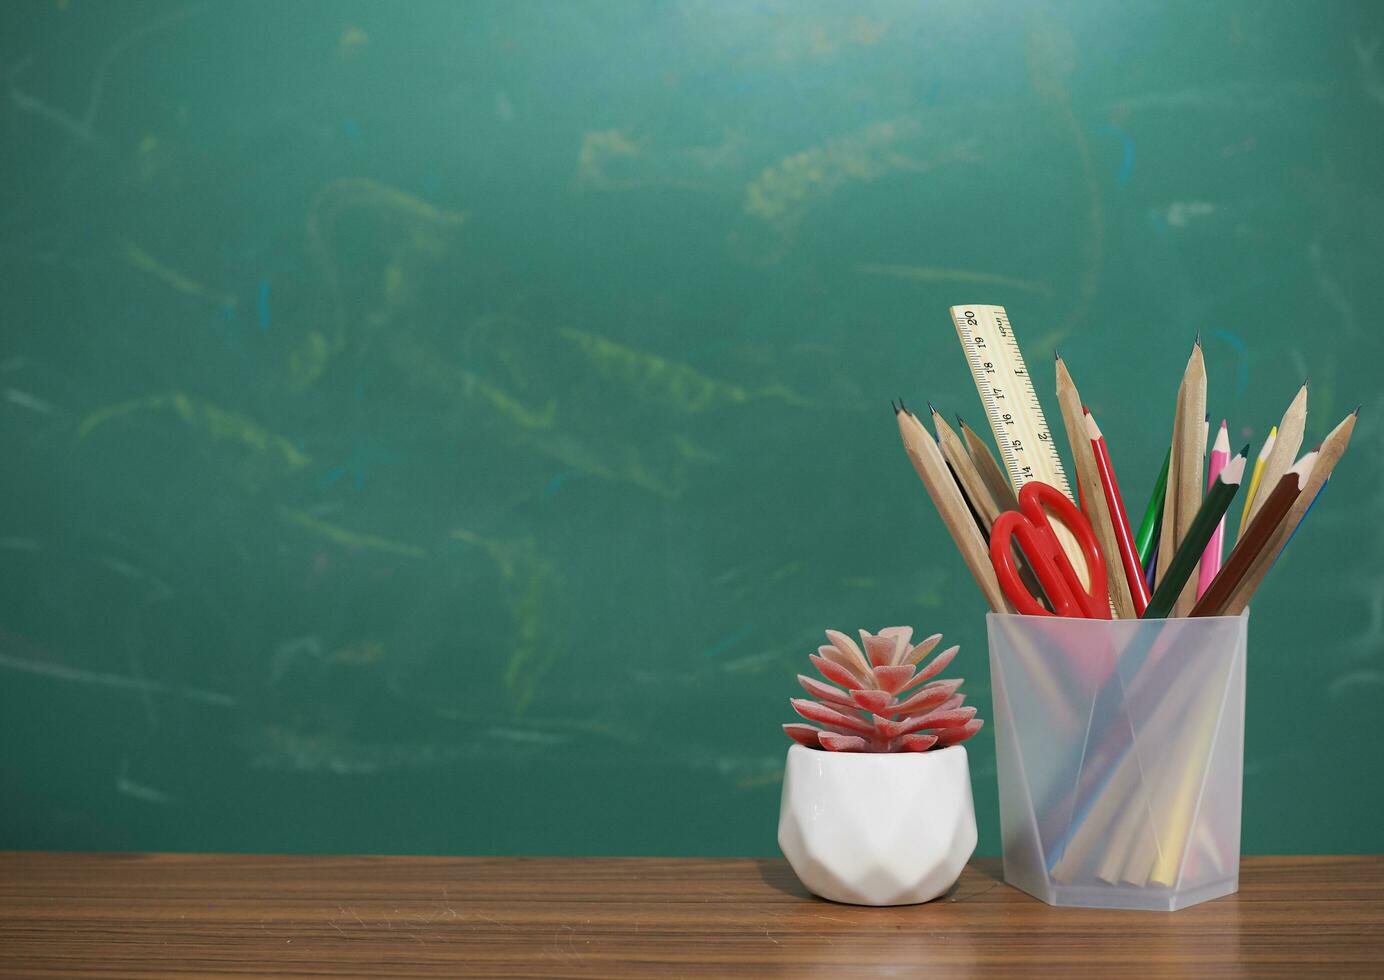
[2,0,1381,857]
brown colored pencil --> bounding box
[1156,338,1207,616]
[1055,356,1133,617]
[1191,449,1317,617]
[1244,382,1308,527]
[932,406,1004,532]
[894,403,1012,613]
[1221,408,1357,615]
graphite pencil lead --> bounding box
[955,413,966,427]
[1194,332,1201,348]
[891,399,899,414]
[927,400,938,416]
[1237,442,1251,457]
[1354,404,1362,416]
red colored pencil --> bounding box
[1084,407,1151,615]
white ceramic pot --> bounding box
[777,743,977,906]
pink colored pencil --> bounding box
[1196,420,1231,598]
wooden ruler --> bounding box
[950,304,1087,584]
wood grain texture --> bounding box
[896,408,1012,613]
[1054,356,1131,617]
[1226,409,1357,616]
[2,854,1383,978]
[1244,383,1307,527]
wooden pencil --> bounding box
[1055,355,1133,617]
[1191,449,1317,617]
[894,403,1012,613]
[1221,408,1358,616]
[1143,445,1246,619]
[932,406,1003,532]
[958,415,1021,514]
[1086,408,1151,616]
[953,413,1052,611]
[1155,338,1207,617]
[1244,383,1307,528]
[1238,425,1277,536]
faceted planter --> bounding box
[777,744,977,905]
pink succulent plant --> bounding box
[784,627,984,753]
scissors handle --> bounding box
[990,481,1110,619]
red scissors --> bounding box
[990,481,1110,619]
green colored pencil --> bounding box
[1134,447,1170,566]
[1142,445,1248,619]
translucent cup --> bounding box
[988,612,1247,911]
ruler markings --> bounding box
[949,304,1087,587]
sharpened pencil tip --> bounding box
[1194,331,1201,348]
[955,413,965,427]
[891,399,899,414]
[1237,442,1251,457]
[1053,348,1061,361]
[927,400,938,416]
[1354,403,1362,416]
[1303,378,1309,389]
[899,397,909,415]
[1219,419,1228,429]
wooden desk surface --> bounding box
[2,853,1382,977]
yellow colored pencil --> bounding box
[1238,426,1276,536]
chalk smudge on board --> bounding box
[1098,123,1135,186]
[701,625,754,658]
[451,529,560,712]
[856,264,1054,298]
[117,761,173,805]
[280,508,426,559]
[78,391,311,470]
[740,117,976,255]
[1328,669,1384,698]
[0,649,236,706]
[122,240,238,310]
[1211,328,1250,397]
[559,327,805,412]
[6,389,58,414]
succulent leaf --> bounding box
[797,674,856,708]
[897,733,939,752]
[818,732,869,752]
[898,645,959,693]
[904,632,944,665]
[877,626,914,664]
[872,664,915,694]
[783,723,823,747]
[809,654,862,689]
[817,645,870,684]
[860,631,898,667]
[823,629,871,675]
[849,689,892,713]
[790,697,873,735]
[935,719,984,746]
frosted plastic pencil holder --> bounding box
[988,612,1247,911]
